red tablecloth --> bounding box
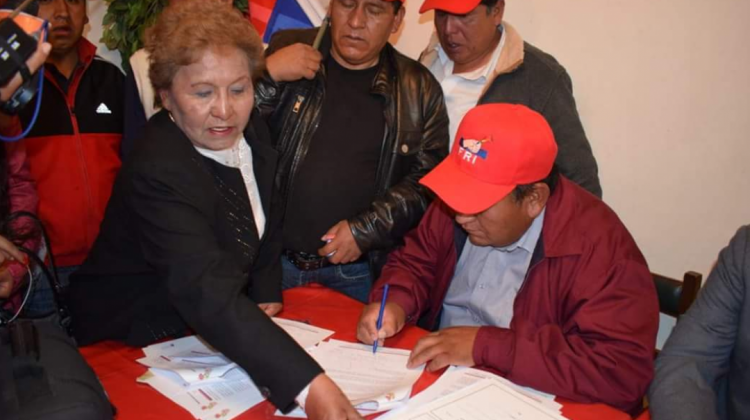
[80,285,632,420]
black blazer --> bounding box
[68,111,322,411]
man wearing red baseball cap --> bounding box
[357,104,658,415]
[416,0,602,199]
[255,0,449,303]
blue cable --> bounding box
[0,21,48,142]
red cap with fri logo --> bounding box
[419,104,558,214]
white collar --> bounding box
[194,138,242,168]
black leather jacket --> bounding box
[256,28,449,276]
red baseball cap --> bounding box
[420,104,558,215]
[419,0,482,14]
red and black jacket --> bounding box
[19,39,123,267]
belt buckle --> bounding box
[288,251,327,271]
[300,260,322,271]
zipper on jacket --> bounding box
[47,59,98,253]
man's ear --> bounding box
[524,183,550,219]
[391,5,406,34]
[491,1,505,26]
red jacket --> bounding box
[371,177,658,414]
[19,39,123,266]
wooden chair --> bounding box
[653,271,703,318]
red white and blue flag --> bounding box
[250,0,329,43]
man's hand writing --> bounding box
[356,301,406,346]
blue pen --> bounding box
[372,284,390,354]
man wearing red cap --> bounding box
[256,0,449,303]
[357,104,658,415]
[417,0,602,198]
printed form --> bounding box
[137,336,263,420]
[310,339,424,410]
[277,339,425,417]
[384,376,567,420]
[380,366,561,419]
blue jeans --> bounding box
[23,265,79,317]
[281,256,373,303]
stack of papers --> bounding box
[380,367,566,420]
[136,318,334,420]
[138,319,565,420]
[137,336,264,420]
[278,339,425,417]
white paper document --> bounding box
[380,366,561,419]
[142,335,218,359]
[138,352,241,386]
[273,317,335,350]
[312,339,424,410]
[138,369,264,420]
[383,376,567,420]
[276,339,425,417]
[137,336,264,420]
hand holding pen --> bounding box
[355,285,407,349]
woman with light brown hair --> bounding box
[67,2,361,418]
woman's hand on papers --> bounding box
[258,302,283,317]
[305,373,364,420]
[407,327,480,372]
[356,301,406,346]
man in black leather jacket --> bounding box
[256,0,449,302]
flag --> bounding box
[250,0,329,43]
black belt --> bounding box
[284,250,331,271]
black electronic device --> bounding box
[0,0,43,116]
[0,18,37,86]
